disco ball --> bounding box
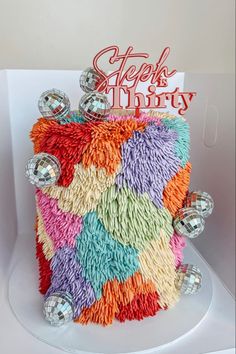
[38,89,70,120]
[79,91,110,122]
[185,191,214,218]
[175,264,202,295]
[43,292,74,326]
[25,153,61,188]
[79,67,104,93]
[173,207,205,238]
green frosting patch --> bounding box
[96,186,173,250]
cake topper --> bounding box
[92,45,196,115]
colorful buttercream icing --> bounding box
[32,110,190,325]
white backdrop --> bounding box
[0,0,235,74]
[0,71,17,282]
[185,74,235,296]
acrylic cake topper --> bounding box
[93,45,196,115]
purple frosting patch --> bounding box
[46,247,96,318]
[116,123,181,208]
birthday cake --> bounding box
[25,52,214,327]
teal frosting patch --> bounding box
[162,117,190,167]
[76,211,139,299]
[61,110,85,124]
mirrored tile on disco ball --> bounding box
[175,264,202,295]
[173,207,205,238]
[185,191,214,218]
[80,67,104,93]
[38,89,70,120]
[79,91,110,122]
[43,292,74,326]
[25,153,61,188]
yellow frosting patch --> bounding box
[139,230,179,308]
[36,206,54,260]
[42,164,118,216]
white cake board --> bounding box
[8,238,213,354]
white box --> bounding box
[0,70,235,354]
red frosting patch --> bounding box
[31,119,102,187]
[116,291,161,322]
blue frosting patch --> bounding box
[61,110,86,124]
[162,117,190,167]
[76,211,139,299]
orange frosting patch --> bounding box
[163,162,192,216]
[82,119,147,174]
[30,118,58,153]
[75,272,156,326]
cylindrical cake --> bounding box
[29,109,197,326]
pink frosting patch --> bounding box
[36,189,83,249]
[170,232,186,267]
[108,113,162,124]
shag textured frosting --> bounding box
[32,110,191,326]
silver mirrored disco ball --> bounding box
[25,153,61,188]
[38,89,70,120]
[185,191,214,218]
[175,264,202,295]
[173,207,205,238]
[79,91,111,122]
[79,67,104,93]
[43,292,74,326]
